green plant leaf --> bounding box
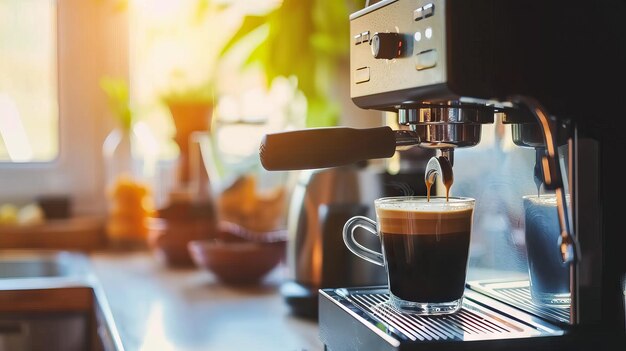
[99,76,133,131]
[160,81,216,106]
[307,95,339,128]
[218,0,365,127]
[242,27,270,67]
[219,15,267,57]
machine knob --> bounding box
[370,32,402,59]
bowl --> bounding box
[147,217,215,267]
[187,222,287,285]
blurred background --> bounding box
[0,1,388,349]
[0,0,382,247]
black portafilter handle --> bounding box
[259,126,399,171]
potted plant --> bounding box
[160,80,216,186]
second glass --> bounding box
[523,194,571,307]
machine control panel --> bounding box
[350,0,446,108]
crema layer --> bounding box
[377,207,473,235]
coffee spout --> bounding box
[424,152,454,199]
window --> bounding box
[0,0,57,162]
[0,0,127,215]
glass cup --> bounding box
[343,196,475,315]
[523,194,571,307]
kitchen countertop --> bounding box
[89,250,323,351]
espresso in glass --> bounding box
[343,196,475,315]
[379,204,473,304]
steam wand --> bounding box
[509,95,580,267]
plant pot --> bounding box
[166,102,213,186]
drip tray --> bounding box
[467,279,570,324]
[319,286,567,351]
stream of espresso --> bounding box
[425,174,452,202]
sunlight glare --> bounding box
[0,94,34,162]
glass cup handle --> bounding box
[343,216,384,267]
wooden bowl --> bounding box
[187,223,286,285]
[147,217,214,267]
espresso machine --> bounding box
[260,0,626,349]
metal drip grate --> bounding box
[467,280,570,324]
[349,292,520,341]
[331,287,557,343]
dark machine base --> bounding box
[281,280,319,320]
[319,286,625,351]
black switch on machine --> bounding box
[370,32,403,59]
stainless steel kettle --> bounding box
[280,162,387,319]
